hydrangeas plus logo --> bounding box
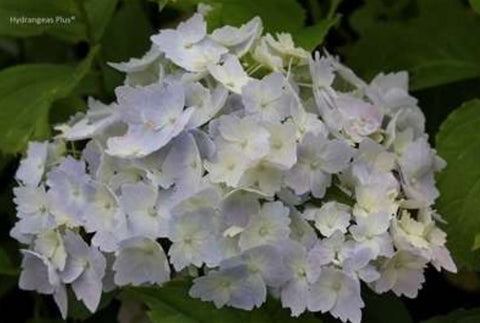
[9,15,76,25]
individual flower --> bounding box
[190,265,264,310]
[397,136,441,207]
[242,72,291,122]
[63,232,105,309]
[207,54,251,93]
[305,201,351,237]
[308,267,364,323]
[108,44,164,86]
[221,245,289,287]
[349,212,394,258]
[113,236,170,286]
[366,71,417,114]
[335,94,383,143]
[119,182,170,238]
[238,161,283,196]
[238,201,291,250]
[55,98,118,141]
[263,120,297,169]
[13,185,55,234]
[33,230,66,271]
[285,132,355,198]
[151,13,227,72]
[211,17,262,57]
[19,250,68,318]
[46,157,91,227]
[185,82,228,129]
[106,82,194,158]
[215,114,270,160]
[15,141,48,187]
[204,146,251,187]
[279,240,320,316]
[374,251,427,298]
[391,209,456,272]
[254,33,309,70]
[168,208,222,270]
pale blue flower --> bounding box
[221,245,289,287]
[285,132,355,198]
[46,157,91,227]
[168,208,222,270]
[119,182,171,238]
[279,240,320,316]
[349,212,394,258]
[108,44,164,86]
[163,132,203,196]
[189,265,265,310]
[374,251,427,298]
[19,250,68,318]
[106,82,194,158]
[185,82,228,129]
[151,13,227,72]
[13,185,55,234]
[207,54,251,94]
[308,267,364,323]
[211,17,262,57]
[16,141,48,187]
[239,201,291,251]
[113,236,170,286]
[61,231,106,313]
[55,98,118,141]
[242,72,291,122]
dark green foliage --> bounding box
[128,279,320,323]
[436,100,480,270]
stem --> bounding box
[307,0,323,23]
[73,0,108,99]
[247,63,262,76]
[33,294,42,320]
[328,0,342,20]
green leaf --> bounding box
[414,78,480,138]
[470,0,480,15]
[103,0,153,93]
[0,0,84,42]
[148,0,171,11]
[0,247,17,276]
[436,99,480,270]
[199,0,306,34]
[422,308,480,323]
[473,234,480,251]
[362,289,412,323]
[68,289,116,320]
[128,279,321,323]
[0,0,118,43]
[103,0,152,62]
[0,275,16,298]
[0,46,98,153]
[444,268,480,292]
[50,95,87,125]
[168,0,334,48]
[83,0,119,43]
[342,0,480,91]
[294,15,339,51]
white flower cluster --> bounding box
[12,10,456,323]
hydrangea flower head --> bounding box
[12,9,454,323]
